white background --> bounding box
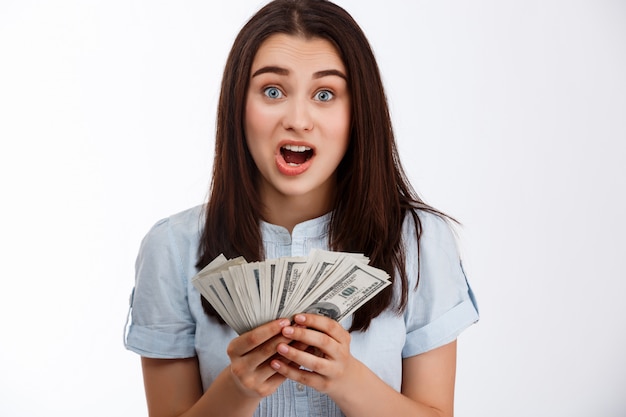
[1,1,624,415]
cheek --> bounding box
[329,106,351,151]
[245,100,279,143]
[332,99,351,132]
[244,101,262,139]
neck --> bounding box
[260,192,334,234]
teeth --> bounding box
[283,144,311,152]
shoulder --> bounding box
[142,205,205,246]
[157,204,205,234]
[400,209,468,305]
[128,206,204,359]
[401,209,479,356]
[402,209,459,258]
[136,205,205,269]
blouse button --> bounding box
[296,383,305,391]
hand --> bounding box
[270,313,357,395]
[226,318,294,398]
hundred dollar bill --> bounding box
[241,262,263,324]
[280,250,369,317]
[191,250,390,334]
[274,257,308,318]
[225,265,256,332]
[261,259,278,324]
[300,262,390,323]
[192,255,249,333]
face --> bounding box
[245,33,351,210]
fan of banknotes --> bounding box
[192,249,391,334]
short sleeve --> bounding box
[402,212,479,358]
[124,217,196,358]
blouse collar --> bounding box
[260,212,332,244]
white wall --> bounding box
[1,1,624,415]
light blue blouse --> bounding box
[125,205,478,417]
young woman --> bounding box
[125,1,479,416]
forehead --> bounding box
[251,34,346,73]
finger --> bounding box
[292,314,350,344]
[227,319,291,357]
[274,340,331,376]
[282,317,348,359]
[231,335,296,377]
[248,355,289,387]
[229,358,288,398]
[232,333,309,384]
[282,324,332,353]
[288,340,309,352]
[228,331,294,390]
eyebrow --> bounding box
[251,66,347,80]
[313,69,347,80]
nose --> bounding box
[282,97,313,132]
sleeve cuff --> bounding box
[402,298,479,358]
[125,324,196,359]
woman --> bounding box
[125,1,479,416]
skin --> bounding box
[141,34,458,417]
[244,34,351,232]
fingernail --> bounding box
[277,344,289,354]
[271,360,281,370]
[294,314,306,323]
[283,326,294,336]
[279,319,290,327]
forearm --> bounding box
[142,358,264,417]
[330,360,448,417]
[179,367,262,417]
[143,320,294,417]
[271,315,455,417]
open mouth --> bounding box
[280,144,314,166]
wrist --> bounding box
[224,365,263,401]
[210,366,264,414]
[328,357,368,403]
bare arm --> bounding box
[141,319,293,417]
[271,313,457,417]
[330,342,457,417]
[401,341,456,417]
[141,357,203,417]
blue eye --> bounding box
[315,90,334,102]
[264,87,283,99]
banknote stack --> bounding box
[192,249,391,334]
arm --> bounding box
[141,357,203,417]
[271,313,457,417]
[141,319,294,417]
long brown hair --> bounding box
[197,0,445,331]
